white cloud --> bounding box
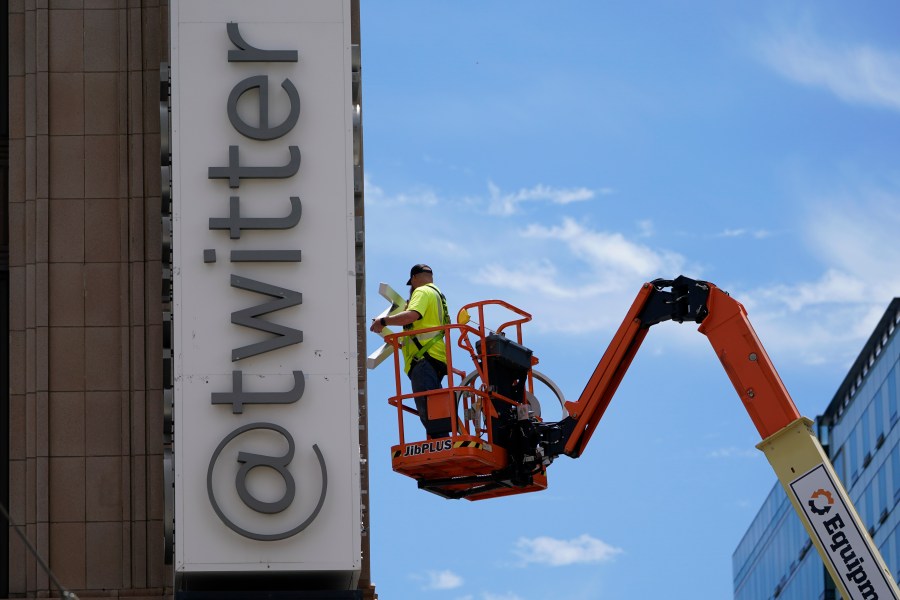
[488,181,595,216]
[364,174,439,207]
[522,218,685,278]
[475,261,605,301]
[804,192,900,287]
[719,187,900,367]
[759,30,900,111]
[735,291,884,367]
[469,218,692,335]
[422,569,464,590]
[715,228,772,239]
[752,269,868,313]
[514,534,623,567]
[367,176,600,216]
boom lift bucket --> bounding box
[379,300,562,500]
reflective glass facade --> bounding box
[734,300,900,600]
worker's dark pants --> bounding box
[409,356,448,438]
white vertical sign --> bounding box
[171,0,360,578]
[791,465,899,600]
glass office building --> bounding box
[733,299,900,600]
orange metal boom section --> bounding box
[698,285,801,438]
[563,281,802,458]
[562,283,654,458]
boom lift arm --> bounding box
[524,276,899,600]
[538,275,800,460]
[377,276,900,598]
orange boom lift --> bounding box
[372,276,900,600]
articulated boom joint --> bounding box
[640,276,711,327]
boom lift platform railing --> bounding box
[380,299,552,500]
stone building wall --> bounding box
[8,0,170,596]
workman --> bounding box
[370,264,451,438]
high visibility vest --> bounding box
[401,283,449,374]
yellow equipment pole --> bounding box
[759,418,900,600]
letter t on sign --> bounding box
[227,22,298,62]
[212,370,305,414]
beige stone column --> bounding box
[8,0,169,597]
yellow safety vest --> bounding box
[401,283,449,374]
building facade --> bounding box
[734,300,900,600]
[4,1,374,598]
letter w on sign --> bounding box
[230,275,302,361]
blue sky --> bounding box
[359,2,900,598]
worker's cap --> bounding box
[406,264,433,285]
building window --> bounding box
[891,364,899,426]
[863,406,872,453]
[892,443,900,505]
